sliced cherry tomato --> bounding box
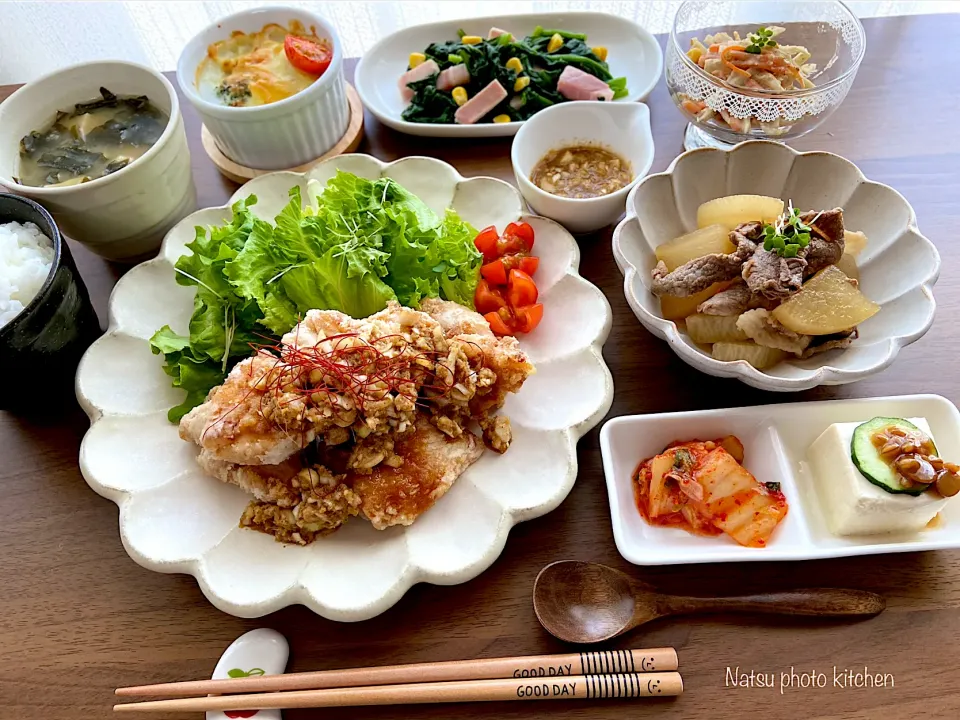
[480,259,508,285]
[499,221,535,254]
[284,35,333,76]
[474,225,500,262]
[506,269,538,308]
[497,253,538,276]
[484,310,515,336]
[474,279,507,314]
[506,221,535,248]
[514,303,544,334]
[518,255,539,276]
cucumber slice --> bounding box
[851,417,935,496]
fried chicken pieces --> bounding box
[180,300,534,544]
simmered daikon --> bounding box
[660,282,727,320]
[686,313,747,343]
[655,224,732,271]
[696,194,784,230]
[835,252,860,280]
[712,341,786,369]
[772,265,879,335]
[843,230,868,256]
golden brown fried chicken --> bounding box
[351,418,484,529]
[419,297,493,337]
[198,451,361,543]
[180,352,315,466]
[182,300,535,544]
[199,416,483,541]
[417,298,534,450]
[180,304,444,466]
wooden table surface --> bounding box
[2,14,959,720]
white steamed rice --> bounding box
[0,220,55,328]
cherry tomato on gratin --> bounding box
[473,222,543,336]
[284,35,333,76]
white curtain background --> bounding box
[1,0,957,83]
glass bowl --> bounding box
[665,1,866,150]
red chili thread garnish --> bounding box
[200,326,487,445]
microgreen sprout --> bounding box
[763,200,812,258]
[745,26,777,54]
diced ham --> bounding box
[454,79,507,124]
[398,59,440,103]
[488,27,510,39]
[556,65,614,102]
[437,64,470,91]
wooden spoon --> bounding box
[533,561,886,644]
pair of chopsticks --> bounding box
[114,647,682,712]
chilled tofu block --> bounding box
[808,418,947,536]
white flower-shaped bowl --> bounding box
[75,154,613,620]
[612,141,940,391]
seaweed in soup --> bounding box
[17,87,169,188]
[36,144,105,174]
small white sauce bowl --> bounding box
[0,60,196,261]
[511,100,655,234]
[177,5,349,170]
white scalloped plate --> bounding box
[76,154,613,620]
[612,141,940,391]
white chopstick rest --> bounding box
[207,629,288,720]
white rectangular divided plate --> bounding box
[600,394,960,565]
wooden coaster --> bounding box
[201,82,365,183]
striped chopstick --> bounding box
[116,647,678,697]
[114,672,683,712]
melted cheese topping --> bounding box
[195,21,328,107]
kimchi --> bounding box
[633,436,788,548]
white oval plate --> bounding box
[76,154,613,620]
[355,11,663,138]
[612,141,940,392]
[601,394,960,565]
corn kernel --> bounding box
[592,45,608,61]
[461,35,483,45]
[547,33,564,53]
[513,76,530,92]
[505,57,523,73]
[408,52,426,69]
[492,114,512,123]
[451,86,468,106]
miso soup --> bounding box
[17,87,169,188]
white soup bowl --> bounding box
[0,61,195,262]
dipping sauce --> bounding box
[17,88,168,188]
[196,21,332,107]
[530,145,632,198]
